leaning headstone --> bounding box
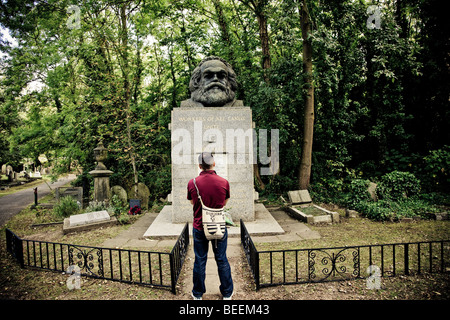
[368,182,377,201]
[128,182,150,210]
[111,185,128,206]
[288,190,312,204]
[1,164,6,174]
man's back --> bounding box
[187,170,230,231]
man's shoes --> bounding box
[223,292,234,300]
[191,292,202,300]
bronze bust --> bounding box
[181,56,243,108]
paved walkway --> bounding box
[0,174,76,227]
[102,206,321,299]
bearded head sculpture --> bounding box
[181,56,243,108]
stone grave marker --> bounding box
[69,210,110,227]
[288,190,312,204]
[170,107,255,223]
[368,182,378,201]
[56,187,83,207]
[128,182,150,209]
[63,210,117,234]
[111,185,128,206]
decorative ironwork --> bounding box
[308,247,360,282]
[239,222,449,290]
[5,224,189,294]
[68,245,104,277]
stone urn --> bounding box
[89,141,113,203]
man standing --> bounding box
[187,152,234,300]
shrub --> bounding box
[263,174,297,195]
[53,196,80,218]
[344,179,372,209]
[356,200,393,221]
[423,146,450,190]
[376,171,421,201]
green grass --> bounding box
[1,199,449,300]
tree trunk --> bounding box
[298,0,314,190]
[120,3,138,198]
[257,9,271,83]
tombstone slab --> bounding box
[288,190,312,204]
[69,210,111,227]
[63,210,117,234]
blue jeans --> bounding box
[192,228,233,298]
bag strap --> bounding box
[193,178,205,206]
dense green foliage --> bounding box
[1,0,448,217]
[53,196,80,218]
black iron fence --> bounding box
[240,220,450,290]
[5,223,189,294]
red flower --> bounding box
[128,205,141,215]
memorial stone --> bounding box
[89,141,113,204]
[69,210,110,227]
[56,187,83,207]
[288,190,312,204]
[128,182,150,209]
[170,56,255,223]
[111,185,128,206]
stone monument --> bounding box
[144,56,285,238]
[170,56,255,223]
[127,182,150,210]
[89,141,113,204]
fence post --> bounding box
[169,252,176,294]
[5,229,24,268]
[404,243,409,275]
[255,249,260,291]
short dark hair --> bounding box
[198,152,214,170]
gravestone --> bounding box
[128,182,150,209]
[56,187,83,207]
[288,190,312,204]
[1,164,6,174]
[368,182,378,201]
[6,165,13,182]
[170,108,255,223]
[111,185,128,206]
[69,210,110,227]
[63,210,117,234]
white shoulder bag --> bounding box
[193,178,226,240]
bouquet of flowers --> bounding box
[128,205,141,215]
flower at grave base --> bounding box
[128,205,141,215]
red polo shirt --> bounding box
[187,170,230,231]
